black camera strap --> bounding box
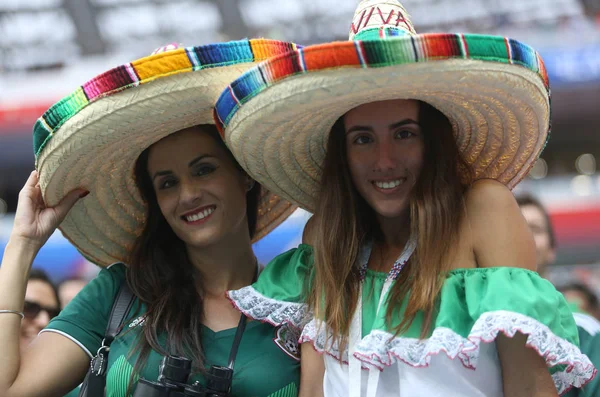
[227,313,247,370]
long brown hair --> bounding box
[126,124,261,385]
[308,101,473,355]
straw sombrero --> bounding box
[214,0,551,212]
[34,39,300,267]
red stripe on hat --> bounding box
[504,37,513,64]
[303,42,361,71]
[423,34,461,58]
[263,52,302,81]
[536,53,550,88]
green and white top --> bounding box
[42,263,300,397]
[227,244,596,396]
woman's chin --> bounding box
[177,228,224,249]
[372,203,410,222]
[187,237,221,249]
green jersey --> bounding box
[563,311,600,397]
[44,263,300,397]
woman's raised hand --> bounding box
[10,171,88,250]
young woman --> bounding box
[215,1,596,396]
[0,40,300,397]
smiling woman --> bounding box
[218,0,595,396]
[117,123,270,390]
[138,125,257,251]
[0,38,299,397]
[314,99,469,341]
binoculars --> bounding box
[133,355,233,397]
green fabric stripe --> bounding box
[362,38,417,66]
[33,87,89,159]
[43,87,89,130]
[32,119,51,158]
[267,382,298,397]
[355,29,384,41]
[354,27,411,41]
[463,35,509,63]
[106,355,136,397]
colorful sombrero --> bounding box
[214,0,551,212]
[34,39,300,267]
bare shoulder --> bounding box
[302,216,317,246]
[463,179,536,270]
[464,179,517,214]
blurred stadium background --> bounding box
[1,0,599,287]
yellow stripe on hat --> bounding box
[132,48,193,82]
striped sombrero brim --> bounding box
[34,39,299,267]
[214,33,550,211]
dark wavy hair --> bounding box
[125,124,261,388]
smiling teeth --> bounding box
[185,207,214,222]
[375,179,404,189]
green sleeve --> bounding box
[43,263,126,358]
[373,267,579,344]
[357,267,594,395]
[254,244,313,301]
[228,244,313,328]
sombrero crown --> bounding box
[35,39,300,267]
[349,0,416,40]
[214,0,550,212]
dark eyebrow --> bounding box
[389,119,420,130]
[345,118,420,135]
[346,125,373,135]
[152,170,172,182]
[152,155,212,181]
[188,154,211,168]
